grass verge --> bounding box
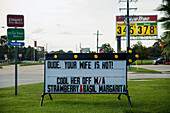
[0,79,170,113]
[128,67,162,73]
[0,63,12,69]
[131,60,153,65]
[19,62,44,66]
[0,63,11,67]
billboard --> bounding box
[116,15,157,37]
[44,53,127,94]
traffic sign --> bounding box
[7,15,24,27]
[99,49,104,53]
[97,47,105,49]
[7,28,24,40]
[7,42,25,46]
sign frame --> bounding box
[40,53,134,107]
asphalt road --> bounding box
[132,65,170,72]
[0,65,44,88]
[0,64,170,88]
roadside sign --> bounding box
[97,47,105,49]
[7,15,24,27]
[7,28,24,40]
[116,15,157,37]
[40,49,140,106]
[7,14,25,96]
[99,49,104,53]
[137,23,157,36]
[81,48,90,53]
[7,42,25,46]
[19,54,22,57]
[44,53,127,94]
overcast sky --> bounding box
[0,0,164,52]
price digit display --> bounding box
[137,23,157,36]
[116,23,157,36]
[116,23,126,36]
[116,23,136,36]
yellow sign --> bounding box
[116,23,157,36]
[116,23,136,36]
[137,23,157,36]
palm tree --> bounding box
[156,0,170,55]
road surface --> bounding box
[0,64,170,88]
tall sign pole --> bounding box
[118,0,137,70]
[127,0,130,70]
[15,39,18,95]
[127,0,130,50]
[7,14,25,95]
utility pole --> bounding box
[119,0,137,50]
[119,0,137,70]
[93,30,102,53]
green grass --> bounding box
[0,63,12,67]
[0,79,170,113]
[20,62,44,66]
[128,67,162,73]
[0,63,12,69]
[131,60,153,65]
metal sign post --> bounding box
[15,40,18,95]
[7,14,24,95]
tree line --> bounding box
[0,35,44,61]
[0,34,164,62]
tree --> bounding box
[148,41,162,57]
[155,0,170,55]
[132,41,150,64]
[67,50,73,53]
[56,49,65,53]
[0,35,10,60]
[101,43,115,53]
[25,46,34,60]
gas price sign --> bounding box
[116,23,136,36]
[116,15,157,37]
[137,23,157,36]
[44,53,127,94]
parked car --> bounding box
[153,58,165,65]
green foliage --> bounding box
[160,31,170,55]
[0,79,170,112]
[20,62,44,66]
[50,49,66,53]
[131,60,153,65]
[132,41,150,60]
[148,41,162,57]
[0,37,44,61]
[156,0,170,55]
[67,50,73,53]
[128,67,161,73]
[102,43,115,53]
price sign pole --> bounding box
[15,39,18,95]
[7,14,24,95]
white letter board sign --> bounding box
[44,53,127,94]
